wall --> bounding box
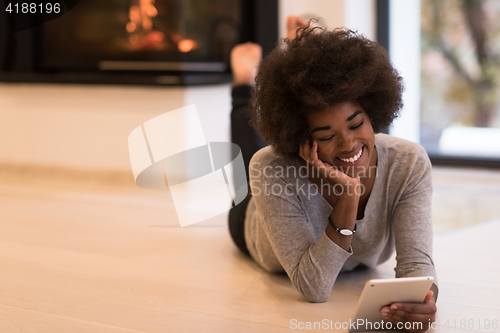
[388,0,421,143]
[278,0,345,39]
[278,0,375,40]
[0,83,231,174]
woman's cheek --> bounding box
[319,146,333,162]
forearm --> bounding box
[325,190,360,251]
[290,191,358,302]
[290,233,351,302]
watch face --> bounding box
[340,229,353,236]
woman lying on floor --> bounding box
[228,18,438,333]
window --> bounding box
[420,0,500,159]
[387,0,500,165]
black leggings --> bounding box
[227,86,265,256]
[228,193,252,256]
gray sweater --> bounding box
[244,134,437,303]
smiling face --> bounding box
[307,101,377,178]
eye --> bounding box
[318,135,334,142]
[351,120,364,129]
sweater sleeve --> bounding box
[249,160,352,302]
[391,146,438,285]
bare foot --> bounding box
[286,15,309,41]
[230,42,262,86]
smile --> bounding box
[337,146,364,163]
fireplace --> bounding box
[0,0,277,85]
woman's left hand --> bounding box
[380,291,437,332]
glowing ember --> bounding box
[129,34,139,44]
[129,6,140,24]
[178,39,197,53]
[126,22,136,33]
[126,0,157,33]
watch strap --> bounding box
[328,215,357,236]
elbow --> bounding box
[262,262,286,274]
[295,280,331,303]
[291,270,333,303]
[305,294,329,303]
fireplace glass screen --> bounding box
[40,0,242,73]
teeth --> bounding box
[339,147,363,163]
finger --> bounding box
[304,141,313,162]
[311,141,324,166]
[423,290,433,304]
[299,143,308,162]
[380,305,390,317]
[390,300,436,314]
[324,162,341,179]
[383,313,427,332]
[388,310,434,323]
[380,305,390,312]
[324,162,340,172]
[311,141,319,163]
[299,140,312,162]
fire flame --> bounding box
[178,39,198,53]
[125,0,197,53]
[126,0,158,34]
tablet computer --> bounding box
[349,276,434,332]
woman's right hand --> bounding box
[299,140,361,192]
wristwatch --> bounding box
[328,215,357,236]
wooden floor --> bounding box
[1,165,499,332]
